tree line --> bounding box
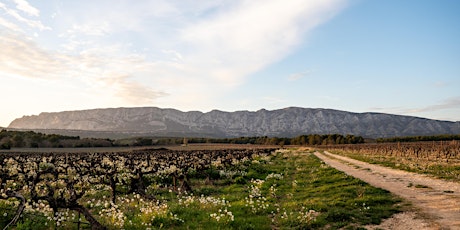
[149,134,364,146]
[0,129,112,149]
[376,134,460,143]
[0,129,365,149]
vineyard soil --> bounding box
[315,151,460,229]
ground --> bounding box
[314,151,460,230]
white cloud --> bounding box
[13,0,39,17]
[0,0,347,123]
[0,33,65,79]
[369,97,460,121]
[0,16,22,31]
[50,0,346,89]
[0,2,49,31]
[58,1,181,39]
[67,22,111,37]
[101,75,169,104]
[179,0,345,86]
[410,97,460,113]
[372,97,460,114]
[162,49,183,62]
[288,70,313,81]
[0,33,167,105]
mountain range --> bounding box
[7,107,460,138]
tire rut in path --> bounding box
[313,151,460,230]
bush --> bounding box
[0,143,10,149]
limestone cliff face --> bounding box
[8,107,460,138]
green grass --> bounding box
[0,201,52,230]
[150,150,402,229]
[270,151,401,229]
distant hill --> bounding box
[8,107,460,138]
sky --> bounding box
[1,0,459,127]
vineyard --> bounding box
[0,147,401,229]
[320,141,460,181]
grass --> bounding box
[149,149,401,229]
[1,149,402,229]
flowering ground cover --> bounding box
[0,148,401,229]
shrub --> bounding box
[0,143,10,149]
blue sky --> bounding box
[1,0,459,127]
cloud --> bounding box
[0,2,49,31]
[58,1,182,39]
[51,0,345,90]
[288,70,313,81]
[0,0,347,112]
[409,97,460,113]
[180,0,346,86]
[0,33,65,79]
[433,81,448,88]
[66,22,111,37]
[13,0,39,17]
[0,33,167,104]
[101,75,168,104]
[162,49,183,62]
[369,97,460,120]
[0,16,22,31]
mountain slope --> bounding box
[8,107,460,138]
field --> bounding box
[320,141,460,182]
[0,146,402,229]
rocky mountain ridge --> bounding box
[8,107,460,138]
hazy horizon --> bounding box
[1,0,459,127]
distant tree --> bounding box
[12,134,25,147]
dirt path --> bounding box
[313,151,460,230]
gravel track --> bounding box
[313,151,460,230]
